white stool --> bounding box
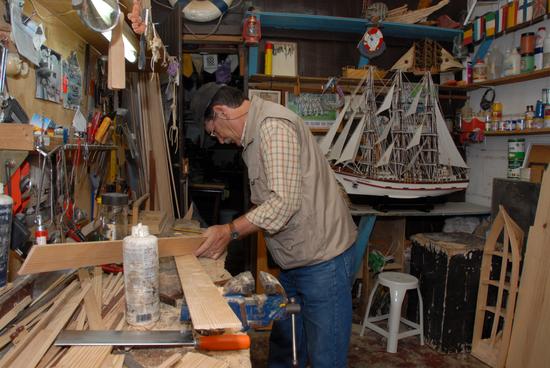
[360,271,424,353]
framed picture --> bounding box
[248,89,282,104]
[35,45,62,103]
[285,92,340,128]
[271,41,298,77]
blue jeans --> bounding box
[268,243,355,368]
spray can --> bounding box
[35,214,48,245]
[0,183,13,287]
[123,223,159,327]
[264,42,273,76]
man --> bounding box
[190,82,357,368]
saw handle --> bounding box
[196,334,251,351]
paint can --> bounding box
[0,184,13,288]
[508,138,526,178]
[520,53,535,73]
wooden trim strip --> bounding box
[175,255,242,331]
[176,352,229,368]
[18,236,205,275]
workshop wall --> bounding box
[2,1,94,126]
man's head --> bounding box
[190,83,249,145]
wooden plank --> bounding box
[107,16,125,90]
[176,352,229,368]
[18,236,205,275]
[506,168,550,368]
[0,124,34,151]
[156,353,183,368]
[175,255,242,331]
[78,270,104,330]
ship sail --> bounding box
[376,141,394,167]
[434,99,468,168]
[319,99,350,155]
[376,84,395,115]
[327,111,357,161]
[406,123,423,149]
[337,114,367,164]
[405,87,422,116]
[375,116,393,144]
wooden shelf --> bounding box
[443,68,550,91]
[0,124,34,151]
[249,11,461,41]
[485,128,550,136]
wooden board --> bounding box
[0,124,34,150]
[506,168,550,368]
[176,352,229,368]
[18,236,205,275]
[175,255,242,331]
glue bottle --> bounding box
[123,223,160,327]
[35,214,48,245]
[0,183,12,288]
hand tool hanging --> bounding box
[166,57,180,154]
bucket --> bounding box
[508,139,525,179]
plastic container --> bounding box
[264,42,273,76]
[508,139,525,179]
[535,27,546,70]
[123,224,160,327]
[99,193,128,241]
[502,48,513,76]
[521,53,535,73]
[35,214,48,245]
[511,48,521,75]
[543,32,550,68]
[0,184,12,288]
[473,60,487,82]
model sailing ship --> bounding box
[319,67,468,199]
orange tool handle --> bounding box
[196,334,251,351]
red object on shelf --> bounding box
[243,14,261,45]
[460,117,486,143]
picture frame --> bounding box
[248,89,282,105]
[285,92,340,128]
[271,41,298,77]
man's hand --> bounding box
[194,224,231,259]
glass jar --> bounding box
[99,193,129,241]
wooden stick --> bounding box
[176,352,229,368]
[175,255,242,330]
[18,236,205,275]
[0,295,31,330]
[156,353,183,368]
[107,16,125,90]
[93,267,103,306]
[78,269,104,330]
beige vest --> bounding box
[242,97,357,269]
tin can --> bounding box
[508,138,525,179]
[516,119,525,130]
[521,54,535,73]
[542,89,550,104]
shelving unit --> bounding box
[485,128,550,136]
[245,11,462,75]
[443,68,550,91]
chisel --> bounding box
[55,330,250,351]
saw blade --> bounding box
[55,330,195,347]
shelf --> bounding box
[485,128,550,136]
[0,124,34,151]
[443,68,550,91]
[248,11,462,41]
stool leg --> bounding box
[387,287,406,353]
[360,280,379,337]
[417,286,424,346]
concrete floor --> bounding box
[250,324,489,368]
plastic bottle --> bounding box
[503,48,513,76]
[0,184,13,288]
[535,27,546,70]
[264,42,273,76]
[511,48,521,75]
[544,32,550,68]
[35,214,48,245]
[473,60,487,82]
[123,224,160,327]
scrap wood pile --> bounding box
[0,269,126,368]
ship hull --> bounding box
[335,172,468,199]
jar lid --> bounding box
[102,193,129,206]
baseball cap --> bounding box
[190,82,224,126]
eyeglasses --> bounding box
[207,115,217,137]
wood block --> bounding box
[18,236,205,275]
[0,124,34,151]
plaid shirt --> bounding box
[245,118,302,233]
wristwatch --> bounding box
[229,222,239,240]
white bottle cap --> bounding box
[131,223,150,237]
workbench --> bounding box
[350,201,491,315]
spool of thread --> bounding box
[520,32,536,54]
[264,42,273,76]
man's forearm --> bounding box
[231,214,262,239]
